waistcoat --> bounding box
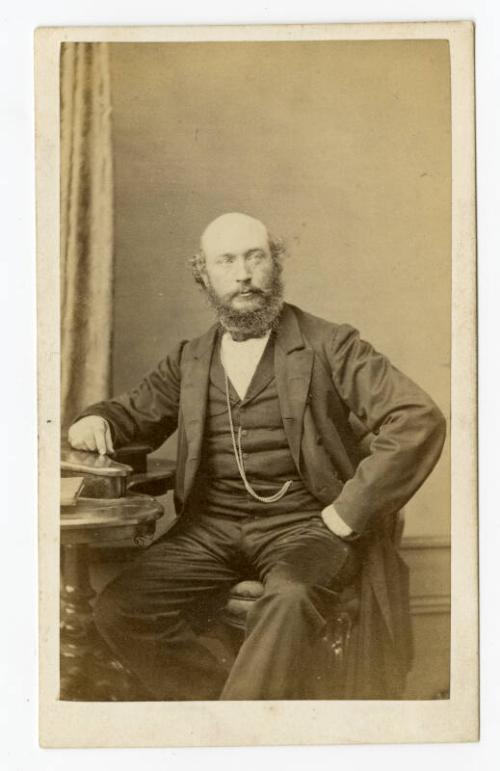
[194,334,320,517]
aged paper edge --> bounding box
[35,21,477,748]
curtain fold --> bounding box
[60,42,114,430]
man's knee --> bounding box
[246,578,339,631]
[264,579,313,601]
[249,580,318,619]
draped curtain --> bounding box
[60,43,114,430]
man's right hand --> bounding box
[68,416,115,456]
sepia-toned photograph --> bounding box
[36,22,477,747]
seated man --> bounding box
[68,211,446,701]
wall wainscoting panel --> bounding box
[401,535,451,699]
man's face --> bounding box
[201,218,275,312]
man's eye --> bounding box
[219,255,234,264]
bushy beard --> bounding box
[204,267,284,341]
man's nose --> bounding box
[234,256,252,282]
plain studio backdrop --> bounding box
[109,40,451,542]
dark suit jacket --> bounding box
[84,302,445,533]
[82,303,446,696]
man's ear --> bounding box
[199,268,209,289]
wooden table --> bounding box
[60,446,175,700]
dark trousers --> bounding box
[94,509,360,700]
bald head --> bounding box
[200,212,270,261]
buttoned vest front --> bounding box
[193,334,320,517]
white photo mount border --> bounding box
[35,21,477,747]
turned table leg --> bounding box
[60,543,98,699]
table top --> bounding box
[61,493,163,531]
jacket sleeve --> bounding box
[328,324,447,534]
[76,340,187,451]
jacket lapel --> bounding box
[180,323,218,497]
[274,305,314,472]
